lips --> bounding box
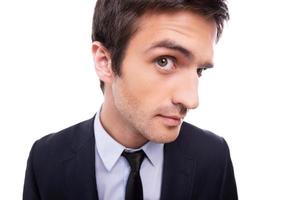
[160,115,181,120]
[157,114,183,126]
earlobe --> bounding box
[92,41,113,84]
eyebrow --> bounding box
[144,39,194,60]
[144,39,214,68]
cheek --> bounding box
[122,63,162,99]
[121,56,175,108]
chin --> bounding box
[147,128,181,144]
[139,120,182,144]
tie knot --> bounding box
[122,150,145,172]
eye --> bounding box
[155,56,175,71]
[197,67,207,77]
[157,57,168,67]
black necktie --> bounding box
[122,150,145,200]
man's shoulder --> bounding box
[176,121,229,159]
[179,121,225,146]
[30,116,95,161]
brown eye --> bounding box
[157,57,168,67]
[155,56,175,71]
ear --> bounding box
[92,41,114,84]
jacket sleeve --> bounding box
[23,141,41,200]
[219,138,238,200]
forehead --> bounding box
[128,10,217,61]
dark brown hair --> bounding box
[92,0,229,92]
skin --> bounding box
[92,10,217,148]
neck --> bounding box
[99,91,148,149]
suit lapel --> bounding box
[60,117,195,200]
[160,129,196,200]
[62,116,98,200]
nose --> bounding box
[172,72,199,110]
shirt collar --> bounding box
[142,140,164,167]
[94,109,164,171]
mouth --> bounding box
[157,114,183,127]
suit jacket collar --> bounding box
[62,116,195,200]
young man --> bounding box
[23,0,238,200]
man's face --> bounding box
[108,11,216,144]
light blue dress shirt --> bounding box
[94,110,164,200]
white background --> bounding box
[1,0,299,199]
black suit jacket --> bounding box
[23,116,238,200]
